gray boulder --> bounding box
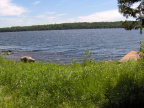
[2,50,12,55]
[20,56,35,63]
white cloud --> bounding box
[34,1,41,5]
[0,18,25,27]
[37,15,46,18]
[47,17,56,20]
[77,10,125,22]
[57,14,66,17]
[36,14,56,21]
[36,12,57,18]
[46,12,56,15]
[0,17,40,27]
[36,11,66,20]
[132,2,140,8]
[0,0,27,16]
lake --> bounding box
[0,28,144,64]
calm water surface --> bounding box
[0,28,144,64]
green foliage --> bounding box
[121,21,143,33]
[139,40,144,52]
[0,21,124,32]
[118,0,143,33]
[118,0,141,18]
[103,60,144,108]
[0,57,144,107]
[139,40,144,59]
[81,49,92,67]
[118,0,141,4]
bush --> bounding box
[0,56,144,108]
[103,60,144,108]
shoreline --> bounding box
[1,50,140,64]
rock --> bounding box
[105,60,113,63]
[20,56,35,63]
[2,50,13,55]
[119,51,139,62]
[107,60,113,62]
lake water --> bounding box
[0,28,144,64]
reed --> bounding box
[0,56,144,108]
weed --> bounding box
[81,49,92,67]
[139,40,144,53]
[0,56,143,107]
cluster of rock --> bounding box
[1,50,35,63]
[2,50,13,55]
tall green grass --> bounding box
[0,56,144,108]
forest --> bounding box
[0,21,134,32]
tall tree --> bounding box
[118,0,144,33]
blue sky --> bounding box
[0,0,137,28]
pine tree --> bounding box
[118,0,144,33]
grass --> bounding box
[0,56,144,108]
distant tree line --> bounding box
[0,21,141,32]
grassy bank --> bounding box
[0,57,144,108]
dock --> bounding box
[119,51,140,62]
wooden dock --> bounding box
[119,51,140,62]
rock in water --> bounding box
[119,51,139,62]
[2,50,12,55]
[20,56,35,63]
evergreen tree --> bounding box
[118,0,144,33]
